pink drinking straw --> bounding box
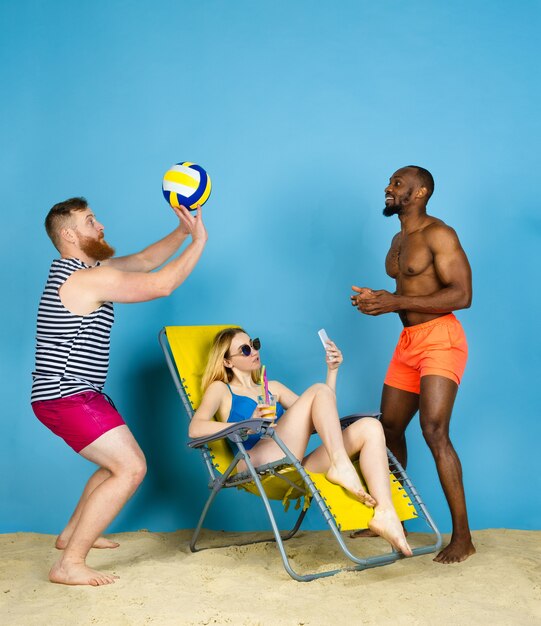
[263,368,270,404]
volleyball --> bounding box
[162,162,212,210]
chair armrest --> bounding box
[339,412,382,429]
[187,418,274,448]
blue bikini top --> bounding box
[226,384,285,424]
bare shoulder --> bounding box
[196,381,229,421]
[205,380,228,397]
[423,218,463,251]
[66,263,115,286]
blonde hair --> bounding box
[201,327,262,391]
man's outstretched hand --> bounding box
[173,205,208,243]
[351,285,398,316]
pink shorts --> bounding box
[384,314,468,395]
[32,391,125,453]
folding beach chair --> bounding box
[159,324,442,581]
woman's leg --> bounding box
[247,384,371,502]
[304,417,412,556]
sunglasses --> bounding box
[229,338,261,357]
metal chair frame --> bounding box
[159,327,442,582]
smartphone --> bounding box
[318,328,330,349]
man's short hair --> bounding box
[45,197,88,251]
[406,165,435,200]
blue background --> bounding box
[1,1,539,535]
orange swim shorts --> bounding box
[384,313,468,394]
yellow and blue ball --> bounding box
[162,162,212,210]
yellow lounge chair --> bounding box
[159,324,442,581]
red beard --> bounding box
[78,233,115,261]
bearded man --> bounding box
[31,197,207,585]
[350,166,475,564]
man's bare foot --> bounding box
[368,507,412,556]
[433,536,476,564]
[49,560,119,586]
[326,461,377,507]
[56,535,120,550]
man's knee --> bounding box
[115,453,147,488]
[131,455,147,486]
[380,418,405,443]
[421,422,449,451]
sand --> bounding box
[0,529,539,625]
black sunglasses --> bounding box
[229,337,261,357]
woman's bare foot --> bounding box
[56,535,120,550]
[326,460,377,507]
[368,507,413,556]
[49,559,119,586]
[350,524,408,539]
[349,528,379,539]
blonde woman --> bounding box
[190,327,412,556]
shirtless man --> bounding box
[31,197,207,585]
[350,166,475,563]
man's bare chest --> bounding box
[386,235,434,278]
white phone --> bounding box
[318,328,330,349]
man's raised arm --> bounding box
[66,206,207,307]
[103,206,194,273]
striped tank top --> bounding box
[31,257,115,402]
